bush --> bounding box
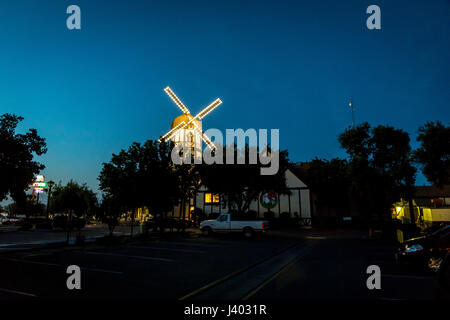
[192,208,205,223]
[279,212,290,220]
[278,212,293,227]
[263,211,274,221]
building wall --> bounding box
[423,208,450,222]
[194,169,312,219]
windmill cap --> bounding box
[171,114,200,129]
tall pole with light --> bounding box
[46,180,55,220]
[349,97,355,128]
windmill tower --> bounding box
[159,87,222,160]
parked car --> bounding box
[0,216,23,225]
[396,225,450,271]
[437,251,450,290]
[200,213,269,238]
[0,216,7,225]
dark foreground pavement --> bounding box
[0,229,448,301]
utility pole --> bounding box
[349,97,355,128]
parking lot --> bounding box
[0,230,447,301]
[0,232,299,300]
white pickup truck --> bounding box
[200,213,269,238]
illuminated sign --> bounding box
[33,175,46,193]
[34,188,44,194]
[33,182,47,188]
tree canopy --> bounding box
[51,181,98,217]
[305,158,351,220]
[0,113,47,205]
[98,140,182,226]
[339,122,416,222]
[413,121,450,187]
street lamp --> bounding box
[46,180,55,220]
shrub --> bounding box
[263,211,275,221]
[192,208,205,222]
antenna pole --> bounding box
[349,97,355,128]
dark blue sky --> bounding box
[1,0,449,200]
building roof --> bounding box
[171,114,199,129]
[287,162,310,186]
[414,185,450,198]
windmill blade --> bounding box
[164,86,190,114]
[192,121,216,150]
[194,98,222,120]
[159,120,186,142]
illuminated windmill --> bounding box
[159,86,222,159]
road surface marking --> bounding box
[127,245,205,254]
[0,257,123,275]
[380,297,408,301]
[179,242,302,300]
[0,288,37,297]
[241,257,299,300]
[242,247,312,300]
[154,241,225,248]
[84,251,174,262]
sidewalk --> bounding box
[0,224,142,252]
[0,225,202,253]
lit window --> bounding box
[205,193,220,204]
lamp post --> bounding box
[46,180,55,220]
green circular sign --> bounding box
[260,191,277,209]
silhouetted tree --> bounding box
[414,121,450,187]
[51,180,98,217]
[98,194,122,236]
[339,122,416,224]
[305,158,351,223]
[0,114,47,215]
[99,140,182,234]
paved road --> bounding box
[248,235,447,301]
[0,230,447,301]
